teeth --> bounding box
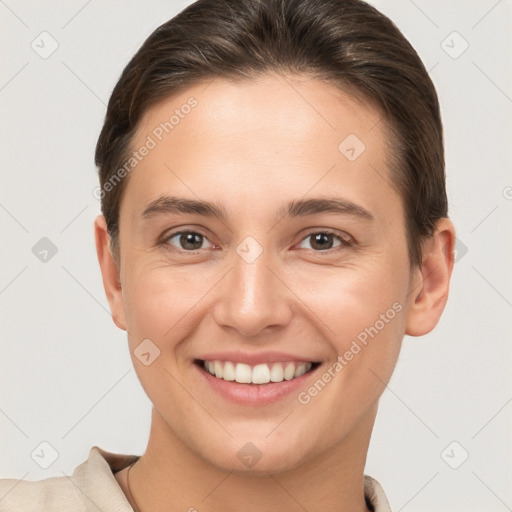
[214,360,224,378]
[201,360,313,384]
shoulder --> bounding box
[364,474,393,512]
[0,475,84,511]
[0,445,138,511]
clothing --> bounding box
[0,446,392,511]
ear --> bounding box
[405,218,456,336]
[94,214,127,331]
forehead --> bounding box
[136,73,385,153]
[122,73,398,223]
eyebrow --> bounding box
[141,195,374,222]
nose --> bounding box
[212,242,293,337]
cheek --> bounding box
[121,262,205,400]
[122,258,211,347]
[307,254,407,330]
[308,258,408,377]
[293,270,406,433]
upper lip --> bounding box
[195,350,321,366]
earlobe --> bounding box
[94,214,127,331]
[405,218,456,337]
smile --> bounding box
[196,359,320,385]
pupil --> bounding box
[181,233,202,250]
[312,233,332,250]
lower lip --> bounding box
[193,361,321,406]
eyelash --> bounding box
[160,229,355,254]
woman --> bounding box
[0,0,455,510]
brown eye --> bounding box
[298,231,352,251]
[310,233,335,250]
[165,231,209,251]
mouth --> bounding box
[193,358,321,385]
[193,357,323,405]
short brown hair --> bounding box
[95,0,448,267]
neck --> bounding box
[126,405,377,512]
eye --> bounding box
[297,230,353,252]
[163,231,213,252]
[161,229,353,253]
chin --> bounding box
[195,436,311,476]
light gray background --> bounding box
[1,0,511,510]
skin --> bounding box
[95,73,455,512]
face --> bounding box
[102,74,421,473]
